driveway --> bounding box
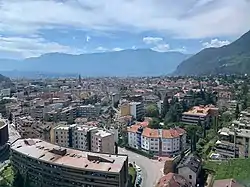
[119,148,163,187]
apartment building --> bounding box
[127,124,186,156]
[60,107,77,123]
[11,139,128,187]
[15,116,42,138]
[181,105,219,126]
[130,102,144,121]
[77,104,98,118]
[157,100,163,115]
[30,105,45,120]
[53,124,115,154]
[91,129,115,154]
[44,110,60,122]
[120,103,131,117]
[0,119,8,152]
[0,88,11,97]
[121,102,144,121]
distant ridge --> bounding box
[0,49,191,77]
[174,30,250,76]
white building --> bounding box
[157,100,163,115]
[77,104,98,118]
[0,88,11,97]
[127,124,186,156]
[91,129,115,154]
[129,102,144,120]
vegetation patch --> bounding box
[204,159,250,181]
[128,166,137,185]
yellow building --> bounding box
[121,104,130,116]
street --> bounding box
[8,122,21,144]
[119,148,163,187]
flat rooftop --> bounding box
[219,127,250,138]
[93,129,112,137]
[182,105,215,116]
[11,139,127,173]
[0,119,7,129]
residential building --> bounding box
[0,88,11,97]
[30,105,45,120]
[15,116,42,138]
[177,154,202,186]
[214,140,239,158]
[111,93,120,106]
[0,119,8,152]
[120,101,144,120]
[213,179,244,187]
[181,105,219,126]
[155,173,191,187]
[91,129,115,154]
[77,104,98,118]
[44,110,60,122]
[129,102,145,121]
[60,106,77,123]
[127,124,186,156]
[157,100,163,115]
[120,103,131,117]
[11,139,128,187]
[53,124,115,154]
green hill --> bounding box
[174,30,250,76]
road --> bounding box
[119,148,163,187]
[8,122,21,144]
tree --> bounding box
[242,97,248,110]
[242,82,249,96]
[8,112,13,123]
[146,104,159,118]
[148,118,161,129]
[161,94,170,118]
[235,103,240,119]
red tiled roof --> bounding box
[142,127,159,138]
[127,125,140,133]
[156,173,190,187]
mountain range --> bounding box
[0,49,191,78]
[174,30,250,76]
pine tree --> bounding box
[235,103,240,119]
[162,94,170,118]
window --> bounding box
[189,175,192,179]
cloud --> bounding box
[151,44,170,52]
[202,38,231,48]
[0,0,249,39]
[143,37,163,44]
[95,46,109,52]
[132,46,137,50]
[0,36,85,58]
[86,35,91,42]
[112,47,123,51]
[95,46,123,52]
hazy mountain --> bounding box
[174,30,250,76]
[0,74,13,88]
[0,49,191,77]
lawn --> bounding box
[0,166,14,186]
[204,158,250,181]
[128,166,137,184]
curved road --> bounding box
[119,148,163,187]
